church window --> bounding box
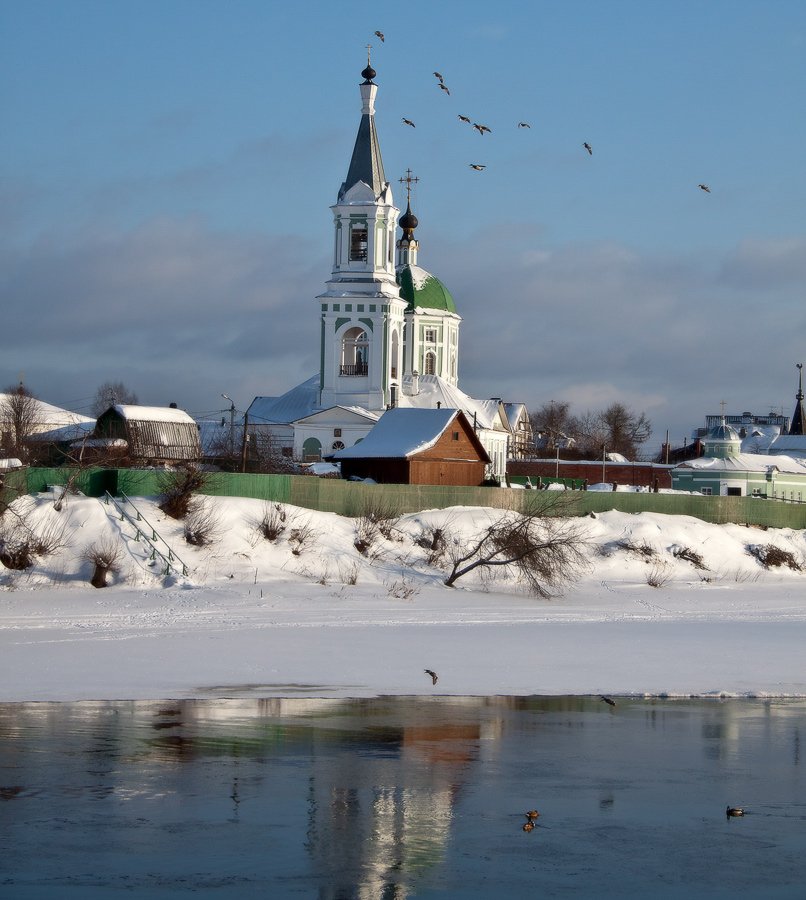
[424,351,436,375]
[350,223,368,261]
[391,329,400,380]
[340,327,369,376]
[332,441,345,451]
[424,328,437,343]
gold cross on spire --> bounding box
[366,44,372,66]
[719,399,727,415]
[398,168,419,204]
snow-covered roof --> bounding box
[111,404,196,424]
[294,405,379,426]
[330,408,482,460]
[0,393,94,428]
[676,452,806,475]
[247,375,320,425]
[767,434,806,458]
[397,375,507,432]
[26,420,96,442]
[396,264,458,314]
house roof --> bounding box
[247,375,320,425]
[676,452,806,475]
[109,404,196,425]
[0,393,94,428]
[330,407,490,461]
[397,375,508,433]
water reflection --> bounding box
[1,697,805,897]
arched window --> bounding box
[424,350,436,376]
[350,223,368,262]
[340,327,369,376]
[390,329,400,379]
[332,440,345,451]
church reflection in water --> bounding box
[2,696,804,898]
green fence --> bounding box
[13,467,806,529]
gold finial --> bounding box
[366,43,372,66]
[398,168,419,204]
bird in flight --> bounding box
[698,183,711,193]
[374,31,385,42]
[402,118,416,127]
[438,83,450,95]
[433,71,444,82]
[458,114,472,124]
[473,123,491,135]
[469,164,486,171]
[424,668,438,684]
[518,122,531,129]
[583,142,593,155]
[600,695,616,707]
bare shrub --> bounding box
[338,560,360,585]
[256,503,289,542]
[385,572,420,600]
[615,539,656,559]
[416,523,449,566]
[354,499,400,555]
[747,544,802,571]
[0,530,34,570]
[289,519,317,556]
[672,545,707,570]
[444,496,587,596]
[158,465,209,519]
[646,561,672,588]
[82,538,124,588]
[183,498,220,546]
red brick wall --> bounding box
[508,460,674,489]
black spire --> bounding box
[789,363,805,435]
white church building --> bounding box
[247,58,514,481]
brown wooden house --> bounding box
[328,408,490,485]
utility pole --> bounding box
[221,393,236,457]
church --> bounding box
[246,58,522,482]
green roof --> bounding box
[396,265,457,314]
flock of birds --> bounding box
[373,30,712,191]
[420,671,746,824]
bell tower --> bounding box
[317,52,406,411]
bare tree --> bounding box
[598,403,652,459]
[443,496,587,596]
[529,401,574,451]
[82,538,124,588]
[0,384,42,462]
[92,381,139,416]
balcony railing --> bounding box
[339,364,368,377]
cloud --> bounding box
[719,236,806,288]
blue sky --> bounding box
[2,0,805,453]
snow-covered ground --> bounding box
[1,492,805,702]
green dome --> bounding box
[397,264,457,314]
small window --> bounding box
[332,440,345,451]
[726,487,741,497]
[424,328,437,343]
[700,487,713,496]
[452,432,460,441]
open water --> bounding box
[1,696,805,898]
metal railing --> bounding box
[102,491,190,577]
[339,364,368,377]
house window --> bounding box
[340,327,369,376]
[727,487,741,497]
[452,432,459,441]
[350,223,368,261]
[700,487,713,495]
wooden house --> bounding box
[328,407,490,485]
[94,405,201,465]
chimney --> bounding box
[390,383,398,409]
